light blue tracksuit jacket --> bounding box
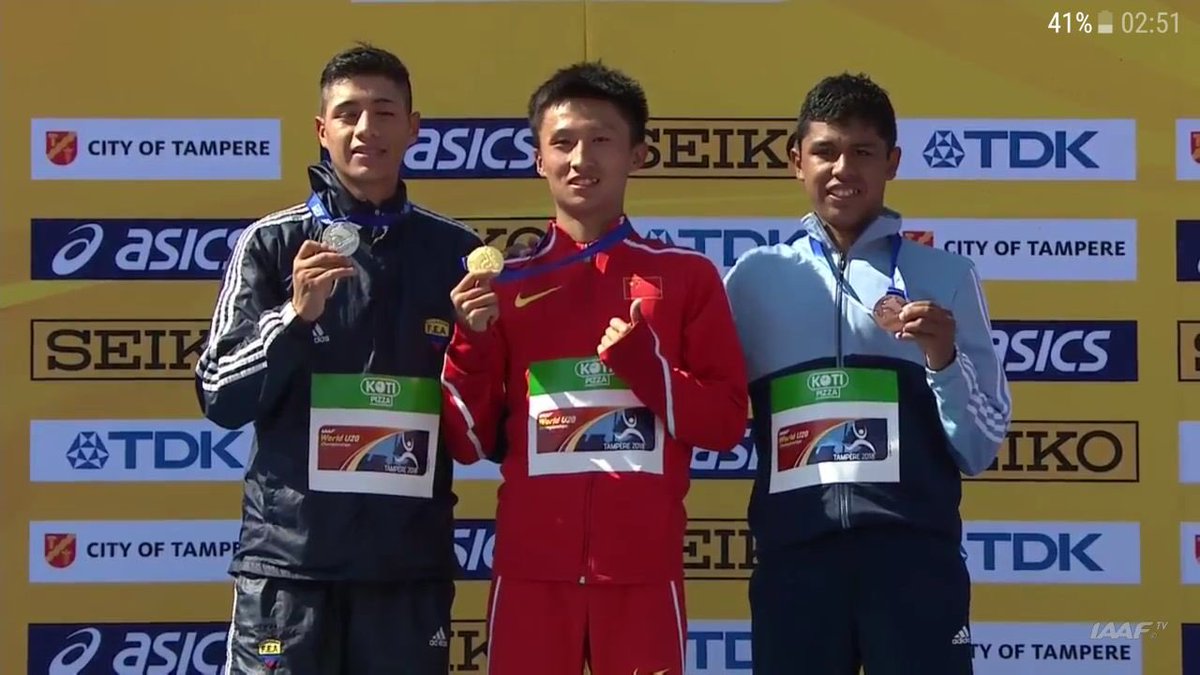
[722,208,1012,555]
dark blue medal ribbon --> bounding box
[810,233,907,301]
[465,217,636,283]
[306,192,409,240]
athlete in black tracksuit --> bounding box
[196,160,482,674]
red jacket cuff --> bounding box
[449,322,501,373]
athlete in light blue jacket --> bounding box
[722,73,1012,675]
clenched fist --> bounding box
[291,240,356,322]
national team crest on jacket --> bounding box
[625,275,663,300]
[425,318,450,350]
[257,638,282,668]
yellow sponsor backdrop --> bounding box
[1,0,1198,673]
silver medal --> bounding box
[321,222,360,256]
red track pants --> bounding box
[485,575,687,675]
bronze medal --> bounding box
[873,293,906,333]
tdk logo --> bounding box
[990,320,1138,382]
[69,429,243,471]
[66,432,109,469]
[454,519,496,580]
[637,218,807,272]
[899,119,1136,181]
[688,622,754,672]
[31,420,253,483]
[923,131,966,167]
[923,129,1097,169]
[645,229,675,245]
[961,521,1140,584]
[31,219,250,280]
[405,119,535,178]
[967,531,1101,571]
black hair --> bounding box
[319,42,413,111]
[527,61,649,145]
[793,72,897,151]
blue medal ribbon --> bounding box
[809,233,907,301]
[306,192,410,240]
[465,217,636,283]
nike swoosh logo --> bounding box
[514,286,562,308]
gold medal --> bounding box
[465,246,504,275]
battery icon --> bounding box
[1097,10,1114,33]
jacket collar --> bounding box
[306,161,409,223]
[543,214,630,253]
[803,206,903,255]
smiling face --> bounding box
[534,98,647,225]
[792,118,901,235]
[316,75,419,197]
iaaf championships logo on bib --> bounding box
[807,370,849,400]
[574,359,614,388]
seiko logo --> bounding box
[971,421,1138,482]
[32,319,209,381]
[683,519,755,579]
[641,119,793,178]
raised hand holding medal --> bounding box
[450,246,504,332]
[891,299,957,371]
[858,233,956,370]
[451,219,636,334]
[290,239,356,323]
[317,222,361,297]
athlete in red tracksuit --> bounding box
[440,62,748,675]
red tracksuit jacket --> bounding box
[441,218,748,584]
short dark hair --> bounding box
[527,61,649,145]
[793,72,897,150]
[319,42,413,111]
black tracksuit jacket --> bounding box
[195,162,481,581]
